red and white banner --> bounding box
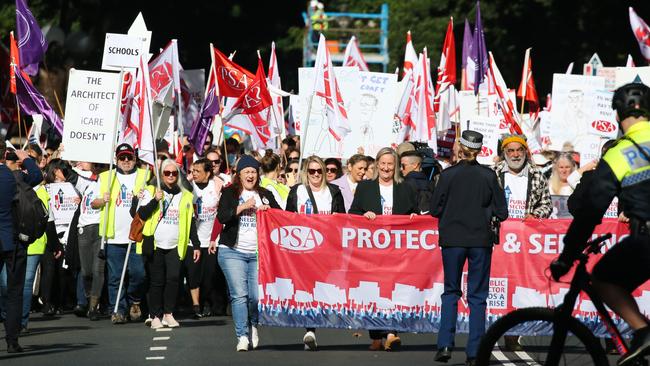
[258,209,643,335]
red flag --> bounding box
[212,46,254,98]
[434,17,457,133]
[9,32,21,94]
[488,52,523,135]
[517,48,539,119]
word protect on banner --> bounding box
[257,209,643,336]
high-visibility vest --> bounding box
[28,185,49,255]
[139,185,194,260]
[311,10,328,31]
[98,168,150,239]
[260,176,289,202]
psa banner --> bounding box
[258,209,644,335]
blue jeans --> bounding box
[106,244,145,315]
[218,246,258,338]
[437,246,492,358]
[0,254,40,328]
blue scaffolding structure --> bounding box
[302,3,389,72]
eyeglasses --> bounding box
[118,155,134,162]
[326,167,338,174]
[209,159,221,166]
[287,168,298,173]
[163,170,179,177]
[307,168,323,175]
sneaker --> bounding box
[236,336,249,352]
[74,304,88,317]
[303,330,317,351]
[150,317,164,330]
[250,325,259,349]
[162,313,179,328]
[618,326,650,366]
[87,307,100,321]
[111,313,126,325]
[42,304,55,316]
[193,305,203,319]
[384,333,401,351]
[144,316,153,327]
[129,303,142,321]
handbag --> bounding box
[129,212,145,242]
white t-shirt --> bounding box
[99,172,138,244]
[379,183,393,215]
[153,192,182,250]
[78,181,101,227]
[193,181,220,247]
[296,185,333,215]
[234,189,262,253]
[347,176,358,195]
[504,173,528,219]
[46,182,80,242]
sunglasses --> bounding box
[209,159,221,166]
[163,170,179,177]
[308,168,323,175]
[326,167,338,174]
[157,154,167,160]
[287,168,298,173]
[118,155,134,162]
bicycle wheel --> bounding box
[475,307,609,366]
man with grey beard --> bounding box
[492,134,552,351]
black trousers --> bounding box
[40,249,74,309]
[185,247,227,310]
[1,244,27,345]
[149,248,181,318]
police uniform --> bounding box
[563,120,650,290]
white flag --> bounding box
[342,36,369,71]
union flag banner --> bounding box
[212,46,254,98]
[258,209,640,336]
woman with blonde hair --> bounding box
[349,147,417,351]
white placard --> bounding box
[62,69,121,164]
[298,67,361,158]
[180,69,205,105]
[615,66,650,88]
[127,12,152,60]
[101,33,148,71]
[460,115,508,166]
[549,74,607,152]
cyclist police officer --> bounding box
[551,82,650,366]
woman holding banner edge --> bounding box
[348,147,417,351]
[285,155,345,350]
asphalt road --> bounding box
[0,312,473,366]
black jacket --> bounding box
[404,170,435,214]
[431,160,508,247]
[348,179,417,216]
[285,183,346,214]
[216,185,281,247]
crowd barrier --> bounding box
[257,209,641,336]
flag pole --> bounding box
[209,43,230,173]
[299,93,315,170]
[519,48,531,117]
[15,96,22,144]
[42,59,65,118]
[22,123,33,149]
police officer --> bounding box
[551,83,650,366]
[431,131,508,366]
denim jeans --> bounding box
[218,246,258,338]
[106,244,145,315]
[0,254,40,328]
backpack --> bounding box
[12,172,48,244]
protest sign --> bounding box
[583,53,616,90]
[127,12,152,60]
[549,74,607,152]
[101,33,148,71]
[62,69,121,164]
[298,66,361,158]
[258,209,637,336]
[460,115,508,165]
[615,66,650,88]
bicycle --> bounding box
[475,233,648,366]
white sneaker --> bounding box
[236,336,249,352]
[150,317,163,330]
[303,330,317,351]
[250,325,259,349]
[162,313,179,328]
[144,316,153,327]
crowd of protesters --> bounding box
[0,127,618,356]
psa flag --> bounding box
[212,46,254,98]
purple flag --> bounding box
[462,18,473,69]
[472,1,488,95]
[188,79,220,155]
[16,0,48,76]
[14,67,63,136]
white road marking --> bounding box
[155,328,172,332]
[492,345,518,366]
[515,350,542,366]
[146,357,165,360]
[153,336,170,341]
[149,346,167,351]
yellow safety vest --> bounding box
[139,185,194,260]
[98,168,150,239]
[260,176,289,202]
[28,185,49,255]
[603,121,650,185]
[311,10,328,31]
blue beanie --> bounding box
[236,154,260,172]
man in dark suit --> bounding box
[430,131,508,366]
[0,141,43,353]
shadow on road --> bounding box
[0,342,96,360]
[19,326,91,337]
